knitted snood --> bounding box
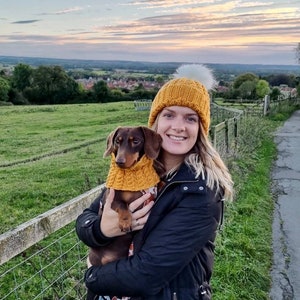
[105,154,160,191]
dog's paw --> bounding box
[119,219,132,232]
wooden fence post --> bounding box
[263,95,270,115]
[234,117,238,150]
[225,120,229,153]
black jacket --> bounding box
[76,162,224,300]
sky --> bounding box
[0,0,299,65]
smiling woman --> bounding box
[76,64,234,300]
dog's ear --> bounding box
[103,127,119,157]
[141,127,162,159]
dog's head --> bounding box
[104,126,162,168]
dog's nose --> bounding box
[116,159,126,167]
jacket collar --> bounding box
[163,162,200,184]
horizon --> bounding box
[1,1,299,66]
[1,54,299,68]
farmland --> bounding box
[0,102,149,234]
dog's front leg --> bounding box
[111,191,132,232]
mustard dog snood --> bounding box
[106,153,160,191]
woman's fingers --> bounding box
[129,193,155,231]
[132,211,152,230]
[102,190,154,233]
[104,188,115,206]
[100,189,126,237]
[132,199,154,219]
[129,193,153,214]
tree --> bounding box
[12,64,33,92]
[110,88,127,101]
[256,79,270,98]
[233,73,258,89]
[238,80,257,99]
[28,65,80,104]
[267,74,293,87]
[93,80,110,102]
[0,77,10,102]
[270,87,281,100]
[155,76,164,84]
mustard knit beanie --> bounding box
[148,64,216,136]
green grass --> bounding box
[213,132,277,299]
[0,103,148,164]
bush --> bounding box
[268,100,300,121]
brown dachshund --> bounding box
[88,126,163,267]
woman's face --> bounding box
[156,106,199,166]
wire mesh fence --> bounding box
[0,185,104,300]
[0,224,88,300]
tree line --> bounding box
[0,63,299,105]
[216,72,299,102]
[0,64,158,105]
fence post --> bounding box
[263,95,270,115]
[210,125,216,148]
[233,117,238,150]
[225,120,229,153]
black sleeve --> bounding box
[75,187,113,248]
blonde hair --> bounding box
[186,123,233,201]
[151,116,233,201]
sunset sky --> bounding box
[1,0,299,65]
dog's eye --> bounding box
[132,139,141,145]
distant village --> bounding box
[76,76,164,91]
[76,76,297,100]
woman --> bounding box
[76,64,234,300]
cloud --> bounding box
[0,37,295,65]
[1,0,298,65]
[128,0,204,8]
[39,6,86,16]
[2,34,60,42]
[91,1,299,45]
[12,20,41,24]
[54,7,85,15]
[237,1,274,9]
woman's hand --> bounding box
[129,191,155,231]
[100,189,123,237]
[100,189,154,237]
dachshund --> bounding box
[88,126,163,267]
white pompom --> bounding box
[173,64,217,91]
